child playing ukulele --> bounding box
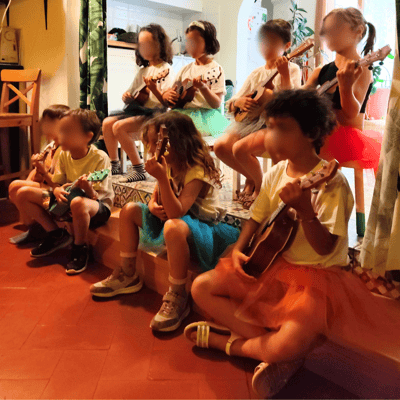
[90,111,240,332]
[214,20,302,207]
[103,23,175,182]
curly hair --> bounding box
[142,111,222,189]
[258,19,292,45]
[264,89,337,154]
[135,24,174,67]
[186,20,220,55]
[320,8,376,56]
[62,109,102,145]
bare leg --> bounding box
[70,197,100,245]
[103,116,121,160]
[9,180,40,204]
[15,186,58,232]
[119,202,143,275]
[113,116,146,165]
[214,133,255,180]
[164,219,191,280]
[233,130,267,197]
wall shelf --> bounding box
[107,40,138,50]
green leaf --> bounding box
[297,8,307,12]
[388,53,395,59]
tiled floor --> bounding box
[0,200,359,399]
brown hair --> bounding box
[320,7,376,56]
[142,111,222,188]
[258,19,292,45]
[135,24,173,67]
[63,109,101,145]
[186,20,220,55]
[41,104,70,120]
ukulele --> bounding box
[32,141,58,182]
[317,45,392,95]
[49,169,110,218]
[154,124,178,207]
[125,68,170,107]
[242,159,339,278]
[170,66,222,109]
[234,39,315,123]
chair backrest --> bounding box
[0,68,41,119]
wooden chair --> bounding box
[0,68,41,182]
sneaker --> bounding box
[90,267,143,297]
[9,223,46,245]
[150,288,190,332]
[66,244,90,275]
[30,228,73,258]
[251,358,305,398]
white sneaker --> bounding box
[90,268,143,297]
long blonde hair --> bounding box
[142,111,222,189]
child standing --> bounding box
[162,20,230,138]
[103,24,175,182]
[305,8,380,170]
[9,105,70,244]
[90,111,240,332]
[15,109,114,275]
[215,20,302,206]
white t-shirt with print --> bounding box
[174,59,226,109]
[126,61,176,109]
[250,159,354,267]
[228,62,301,108]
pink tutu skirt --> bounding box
[319,126,383,171]
[214,257,400,355]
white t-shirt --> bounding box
[250,160,354,267]
[126,61,176,109]
[228,62,301,108]
[174,59,226,109]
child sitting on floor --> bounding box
[90,111,240,332]
[15,109,114,275]
[9,105,70,244]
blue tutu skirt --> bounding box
[138,203,240,272]
[174,108,230,139]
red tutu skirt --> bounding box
[215,257,400,357]
[319,126,383,171]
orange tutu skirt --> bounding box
[319,126,383,171]
[215,257,400,355]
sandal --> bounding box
[184,321,243,355]
[252,357,305,398]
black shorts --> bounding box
[47,191,111,229]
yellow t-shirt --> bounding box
[52,145,114,210]
[170,164,225,223]
[250,160,354,267]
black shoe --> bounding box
[30,228,73,258]
[9,223,47,245]
[66,244,90,275]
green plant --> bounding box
[371,53,394,94]
[289,0,314,51]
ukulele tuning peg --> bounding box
[368,65,374,70]
[379,61,384,66]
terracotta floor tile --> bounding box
[108,325,154,355]
[94,379,200,399]
[41,350,107,399]
[0,379,48,399]
[0,349,63,379]
[198,379,250,399]
[22,324,116,350]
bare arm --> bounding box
[303,66,322,89]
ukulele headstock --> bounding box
[287,38,315,61]
[358,45,392,68]
[202,66,222,86]
[87,169,110,183]
[153,68,170,83]
[155,124,170,163]
[301,160,339,190]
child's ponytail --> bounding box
[362,21,376,56]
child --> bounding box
[304,7,380,170]
[9,104,70,245]
[103,23,175,182]
[214,19,302,206]
[90,111,240,332]
[15,109,114,275]
[161,20,230,138]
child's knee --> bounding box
[9,180,22,200]
[120,202,142,222]
[164,219,189,241]
[15,186,33,204]
[232,140,246,160]
[70,196,89,216]
[191,272,213,303]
